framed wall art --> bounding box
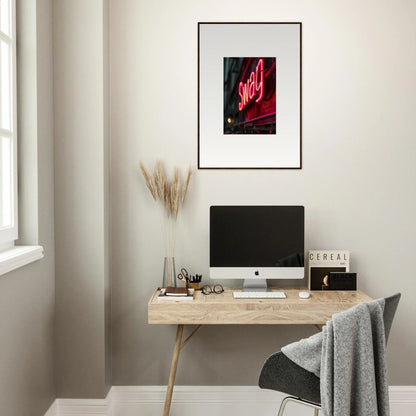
[198,22,302,169]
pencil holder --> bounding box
[189,282,200,290]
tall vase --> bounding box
[163,257,176,288]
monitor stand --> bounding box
[243,279,269,292]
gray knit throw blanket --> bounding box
[282,299,389,416]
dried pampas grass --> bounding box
[139,162,157,201]
[164,181,171,218]
[181,166,192,205]
[139,160,193,258]
[171,167,180,219]
[155,160,166,202]
[140,160,193,219]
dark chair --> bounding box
[258,294,401,416]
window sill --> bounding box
[0,245,44,276]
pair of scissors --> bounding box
[177,268,190,283]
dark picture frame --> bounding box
[198,22,302,169]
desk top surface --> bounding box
[148,287,372,325]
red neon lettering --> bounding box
[238,59,265,111]
[238,82,250,111]
[249,72,256,99]
[255,59,264,103]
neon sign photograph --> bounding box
[223,57,276,134]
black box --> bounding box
[328,272,357,290]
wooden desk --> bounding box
[148,287,372,416]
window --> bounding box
[0,0,43,274]
[0,0,17,250]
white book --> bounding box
[157,288,195,301]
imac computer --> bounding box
[210,206,304,294]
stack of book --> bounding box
[157,287,195,301]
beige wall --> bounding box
[0,0,56,415]
[54,0,111,398]
[110,0,416,385]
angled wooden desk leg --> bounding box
[163,324,203,416]
[163,324,184,416]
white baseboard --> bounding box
[44,401,58,416]
[45,385,416,416]
[58,397,110,416]
[389,386,416,415]
[111,386,296,416]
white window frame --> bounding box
[0,0,43,275]
[0,0,18,249]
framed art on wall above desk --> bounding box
[148,287,372,416]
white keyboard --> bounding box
[233,291,286,299]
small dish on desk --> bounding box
[299,291,311,299]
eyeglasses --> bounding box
[201,284,224,295]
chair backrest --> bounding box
[383,293,401,343]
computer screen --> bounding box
[210,206,304,287]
